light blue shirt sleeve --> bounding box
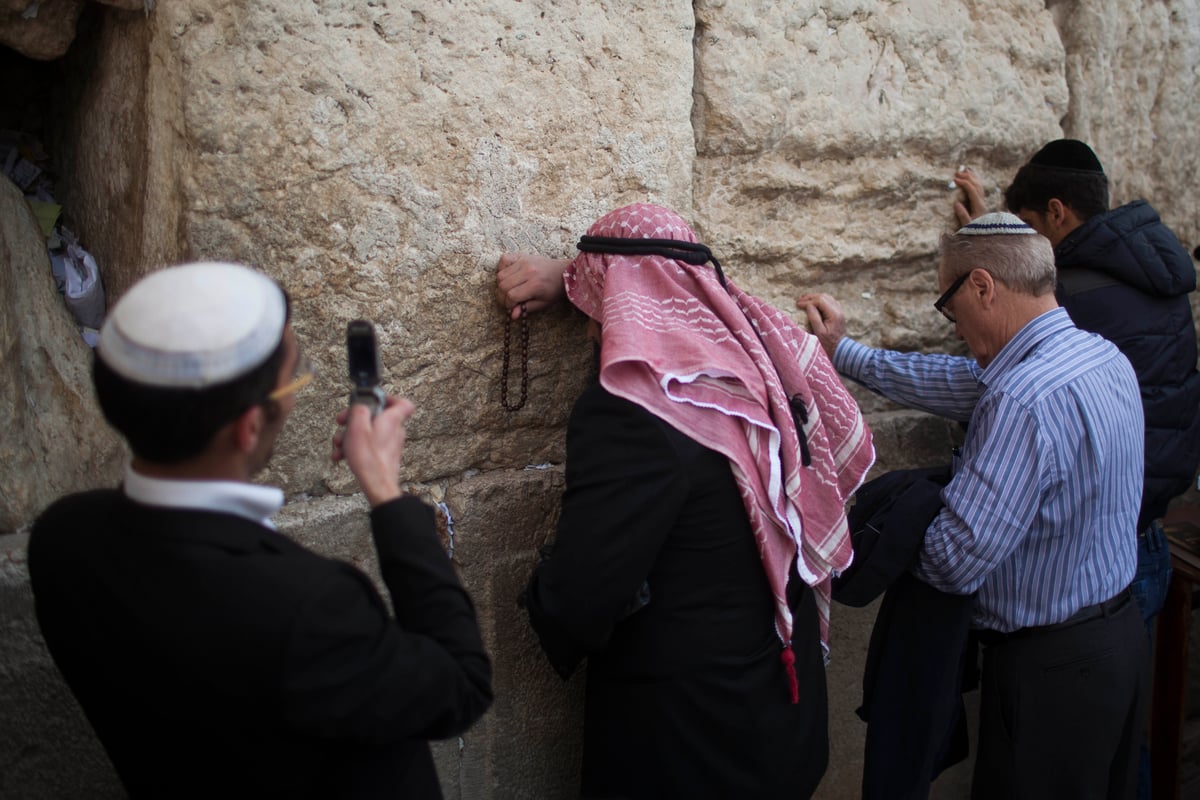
[832,338,983,423]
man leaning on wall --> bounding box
[799,214,1149,799]
[27,262,493,800]
[954,141,1200,799]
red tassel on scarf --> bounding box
[780,644,799,704]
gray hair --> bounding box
[939,230,1056,296]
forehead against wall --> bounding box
[6,0,1198,797]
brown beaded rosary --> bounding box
[500,302,529,411]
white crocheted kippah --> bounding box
[957,212,1037,236]
[98,262,286,388]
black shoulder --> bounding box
[568,380,706,461]
[30,489,123,545]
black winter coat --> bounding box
[1055,199,1200,529]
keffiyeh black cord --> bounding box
[577,236,728,288]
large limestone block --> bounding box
[1049,0,1200,246]
[0,176,123,533]
[0,0,150,61]
[0,0,85,60]
[692,0,1067,351]
[59,1,698,497]
[56,4,181,302]
[442,467,581,800]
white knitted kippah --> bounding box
[98,262,286,388]
[957,212,1037,236]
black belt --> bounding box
[976,588,1132,646]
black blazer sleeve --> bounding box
[524,383,691,679]
[280,495,492,743]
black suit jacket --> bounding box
[525,382,829,800]
[29,491,492,799]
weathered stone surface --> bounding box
[55,3,182,301]
[443,468,582,800]
[5,1,1200,798]
[1050,0,1200,248]
[50,1,698,496]
[693,0,1068,353]
[0,0,85,60]
[0,176,123,533]
[0,0,151,61]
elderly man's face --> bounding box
[938,266,1000,369]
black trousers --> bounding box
[972,593,1148,800]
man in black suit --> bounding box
[28,262,492,799]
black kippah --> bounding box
[576,236,727,288]
[1028,139,1105,174]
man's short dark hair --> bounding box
[93,341,287,464]
[93,291,292,464]
[1003,164,1110,220]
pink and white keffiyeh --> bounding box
[565,204,875,671]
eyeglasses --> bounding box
[934,271,972,323]
[268,353,315,401]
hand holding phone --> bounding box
[346,320,386,417]
[337,320,405,505]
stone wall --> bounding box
[0,177,124,533]
[1,1,1198,798]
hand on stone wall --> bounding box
[796,293,847,359]
[952,168,989,226]
[495,253,569,319]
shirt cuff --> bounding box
[833,337,873,381]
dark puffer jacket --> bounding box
[1055,199,1200,529]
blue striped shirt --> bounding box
[834,308,1143,631]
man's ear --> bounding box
[232,405,264,455]
[970,267,997,309]
[1046,198,1070,226]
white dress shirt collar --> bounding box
[122,463,285,530]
